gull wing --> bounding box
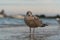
[24,16,43,27]
[33,16,43,26]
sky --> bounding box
[0,0,60,16]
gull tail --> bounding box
[41,24,48,27]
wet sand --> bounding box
[0,25,59,40]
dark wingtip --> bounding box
[41,24,48,27]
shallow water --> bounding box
[0,25,59,40]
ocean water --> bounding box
[0,18,58,25]
[0,18,24,25]
[0,18,60,40]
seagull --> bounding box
[24,11,48,40]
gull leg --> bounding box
[32,28,35,40]
[29,27,31,40]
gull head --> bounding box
[26,11,32,16]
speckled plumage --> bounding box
[24,11,43,28]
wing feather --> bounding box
[24,16,43,27]
[33,16,43,26]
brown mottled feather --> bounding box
[24,15,42,28]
